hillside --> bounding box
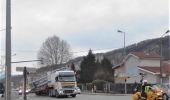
[104,36,170,65]
[36,36,170,72]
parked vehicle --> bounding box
[75,87,81,94]
[30,67,78,98]
[162,83,170,100]
[18,88,31,95]
[0,83,4,98]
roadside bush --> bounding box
[86,83,93,90]
[92,79,107,91]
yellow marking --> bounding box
[61,82,75,86]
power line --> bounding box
[0,48,114,54]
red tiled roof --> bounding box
[138,66,160,74]
[130,52,160,59]
[139,63,170,75]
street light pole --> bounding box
[160,30,169,84]
[117,30,127,94]
[5,0,11,100]
[117,30,126,57]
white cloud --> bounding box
[0,0,168,74]
[9,0,168,36]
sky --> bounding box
[0,0,169,75]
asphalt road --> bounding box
[0,92,133,100]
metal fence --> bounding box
[79,82,140,94]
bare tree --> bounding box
[38,35,72,66]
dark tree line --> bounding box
[79,50,114,83]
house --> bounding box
[113,52,169,84]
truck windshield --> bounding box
[58,76,76,82]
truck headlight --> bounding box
[59,90,63,94]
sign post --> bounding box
[23,67,27,100]
[16,67,37,100]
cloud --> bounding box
[5,0,167,47]
[0,0,168,74]
[9,0,168,36]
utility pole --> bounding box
[5,0,11,100]
[160,30,169,84]
[23,67,27,100]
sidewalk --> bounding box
[81,91,132,96]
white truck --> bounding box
[31,68,79,97]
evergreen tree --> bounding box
[94,57,114,82]
[71,63,76,72]
[101,57,114,82]
[79,49,97,83]
[101,57,113,72]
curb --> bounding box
[81,92,132,96]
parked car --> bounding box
[75,87,81,94]
[162,83,170,100]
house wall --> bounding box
[126,75,141,83]
[125,56,140,76]
[115,66,126,76]
[139,59,160,67]
[139,70,159,84]
[114,66,126,83]
[115,56,140,83]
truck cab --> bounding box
[48,70,78,97]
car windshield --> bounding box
[58,76,76,82]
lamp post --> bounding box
[117,30,127,94]
[117,30,126,57]
[160,30,169,84]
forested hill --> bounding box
[104,36,170,65]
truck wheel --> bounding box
[1,94,4,98]
[35,92,39,96]
[48,90,52,97]
[71,94,76,97]
[48,90,50,96]
[55,91,59,98]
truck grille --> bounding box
[62,86,74,88]
[64,90,74,93]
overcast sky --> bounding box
[0,0,169,74]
